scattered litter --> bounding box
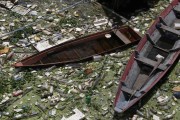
[153,115,160,120]
[33,34,75,52]
[172,86,180,92]
[0,19,5,22]
[5,1,14,9]
[16,39,31,47]
[105,34,111,38]
[33,40,53,52]
[0,46,9,54]
[14,108,23,113]
[132,114,138,120]
[0,1,178,120]
[93,55,103,61]
[49,109,56,116]
[13,114,23,119]
[157,96,169,103]
[75,28,82,32]
[12,90,23,97]
[42,30,52,35]
[94,18,108,26]
[61,108,85,120]
[2,42,10,46]
[84,68,93,75]
[173,91,180,99]
[169,81,180,84]
[163,110,176,119]
[30,11,38,16]
[11,5,31,15]
[0,96,10,104]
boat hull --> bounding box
[14,26,141,68]
[114,0,180,113]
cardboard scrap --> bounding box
[172,86,180,92]
[34,34,75,52]
[0,47,9,54]
[34,40,53,52]
[94,18,108,26]
[61,108,85,120]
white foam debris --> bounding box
[61,108,85,120]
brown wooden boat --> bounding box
[114,0,180,113]
[14,26,141,68]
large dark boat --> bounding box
[14,26,141,68]
[114,0,180,113]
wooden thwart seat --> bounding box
[134,56,167,71]
[173,6,180,14]
[158,23,180,36]
[121,86,141,98]
[113,30,131,44]
[159,16,167,25]
[146,34,169,53]
[146,32,180,53]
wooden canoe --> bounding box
[14,26,141,68]
[114,0,180,113]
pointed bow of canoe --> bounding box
[14,62,23,67]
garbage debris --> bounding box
[0,46,9,54]
[172,86,180,92]
[169,81,180,84]
[33,40,53,52]
[94,18,109,26]
[173,92,180,99]
[33,34,75,52]
[12,90,23,97]
[0,0,179,120]
[153,115,160,120]
[11,5,30,15]
[0,1,31,15]
[93,55,103,62]
[61,108,85,120]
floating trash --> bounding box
[173,91,180,99]
[61,108,85,120]
[105,34,111,38]
[172,86,180,92]
[12,90,23,97]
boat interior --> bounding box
[115,3,180,112]
[20,26,141,66]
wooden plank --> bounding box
[98,39,112,50]
[159,16,167,25]
[146,33,156,45]
[75,44,96,57]
[121,86,140,97]
[121,86,134,94]
[73,49,81,59]
[159,23,180,36]
[154,46,169,53]
[113,30,131,44]
[135,56,167,71]
[133,74,149,90]
[41,57,53,64]
[66,49,79,59]
[39,60,44,64]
